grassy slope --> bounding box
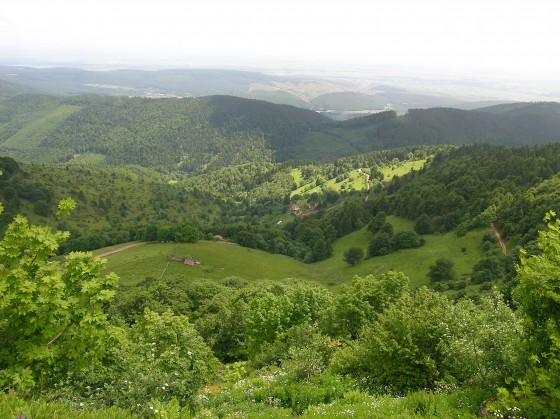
[321,217,488,290]
[100,240,317,287]
[2,105,82,149]
[290,159,426,199]
[381,159,426,181]
[99,216,491,292]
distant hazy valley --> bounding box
[2,64,558,120]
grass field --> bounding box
[381,159,426,181]
[2,105,82,149]
[291,168,369,198]
[290,160,426,200]
[100,240,318,287]
[99,216,492,294]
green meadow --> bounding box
[290,159,426,199]
[99,216,491,294]
[99,240,316,287]
[380,159,426,181]
[2,105,82,150]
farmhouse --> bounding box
[170,255,202,266]
[184,257,202,267]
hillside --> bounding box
[2,93,560,170]
[288,104,560,160]
[100,218,488,297]
[0,157,221,249]
[0,80,43,99]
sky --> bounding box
[1,0,559,79]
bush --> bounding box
[428,258,457,282]
[414,214,435,234]
[343,247,364,266]
[391,230,425,250]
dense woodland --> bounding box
[2,90,560,417]
[2,93,560,170]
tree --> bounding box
[367,211,387,234]
[0,198,119,392]
[343,247,364,266]
[368,232,392,257]
[492,212,560,417]
[310,238,329,262]
[174,223,201,243]
[414,213,434,234]
[321,272,409,338]
[427,258,457,282]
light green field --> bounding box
[291,168,370,198]
[316,216,488,289]
[2,105,82,149]
[381,159,426,182]
[100,240,317,287]
[290,168,304,186]
[99,216,491,292]
[290,160,425,199]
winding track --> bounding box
[96,242,145,258]
[490,223,507,255]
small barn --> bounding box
[291,204,301,215]
[184,257,202,267]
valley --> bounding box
[2,69,560,418]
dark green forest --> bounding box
[3,89,560,417]
[2,93,560,171]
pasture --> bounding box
[99,215,491,295]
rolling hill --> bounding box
[1,92,560,171]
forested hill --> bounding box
[1,93,560,171]
[369,143,560,247]
[308,102,560,159]
[0,80,43,99]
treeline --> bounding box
[60,222,203,253]
[215,199,370,263]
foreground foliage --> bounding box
[0,198,118,392]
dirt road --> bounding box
[490,223,507,255]
[96,242,145,258]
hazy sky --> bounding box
[1,0,559,78]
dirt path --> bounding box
[490,223,508,255]
[97,242,145,258]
